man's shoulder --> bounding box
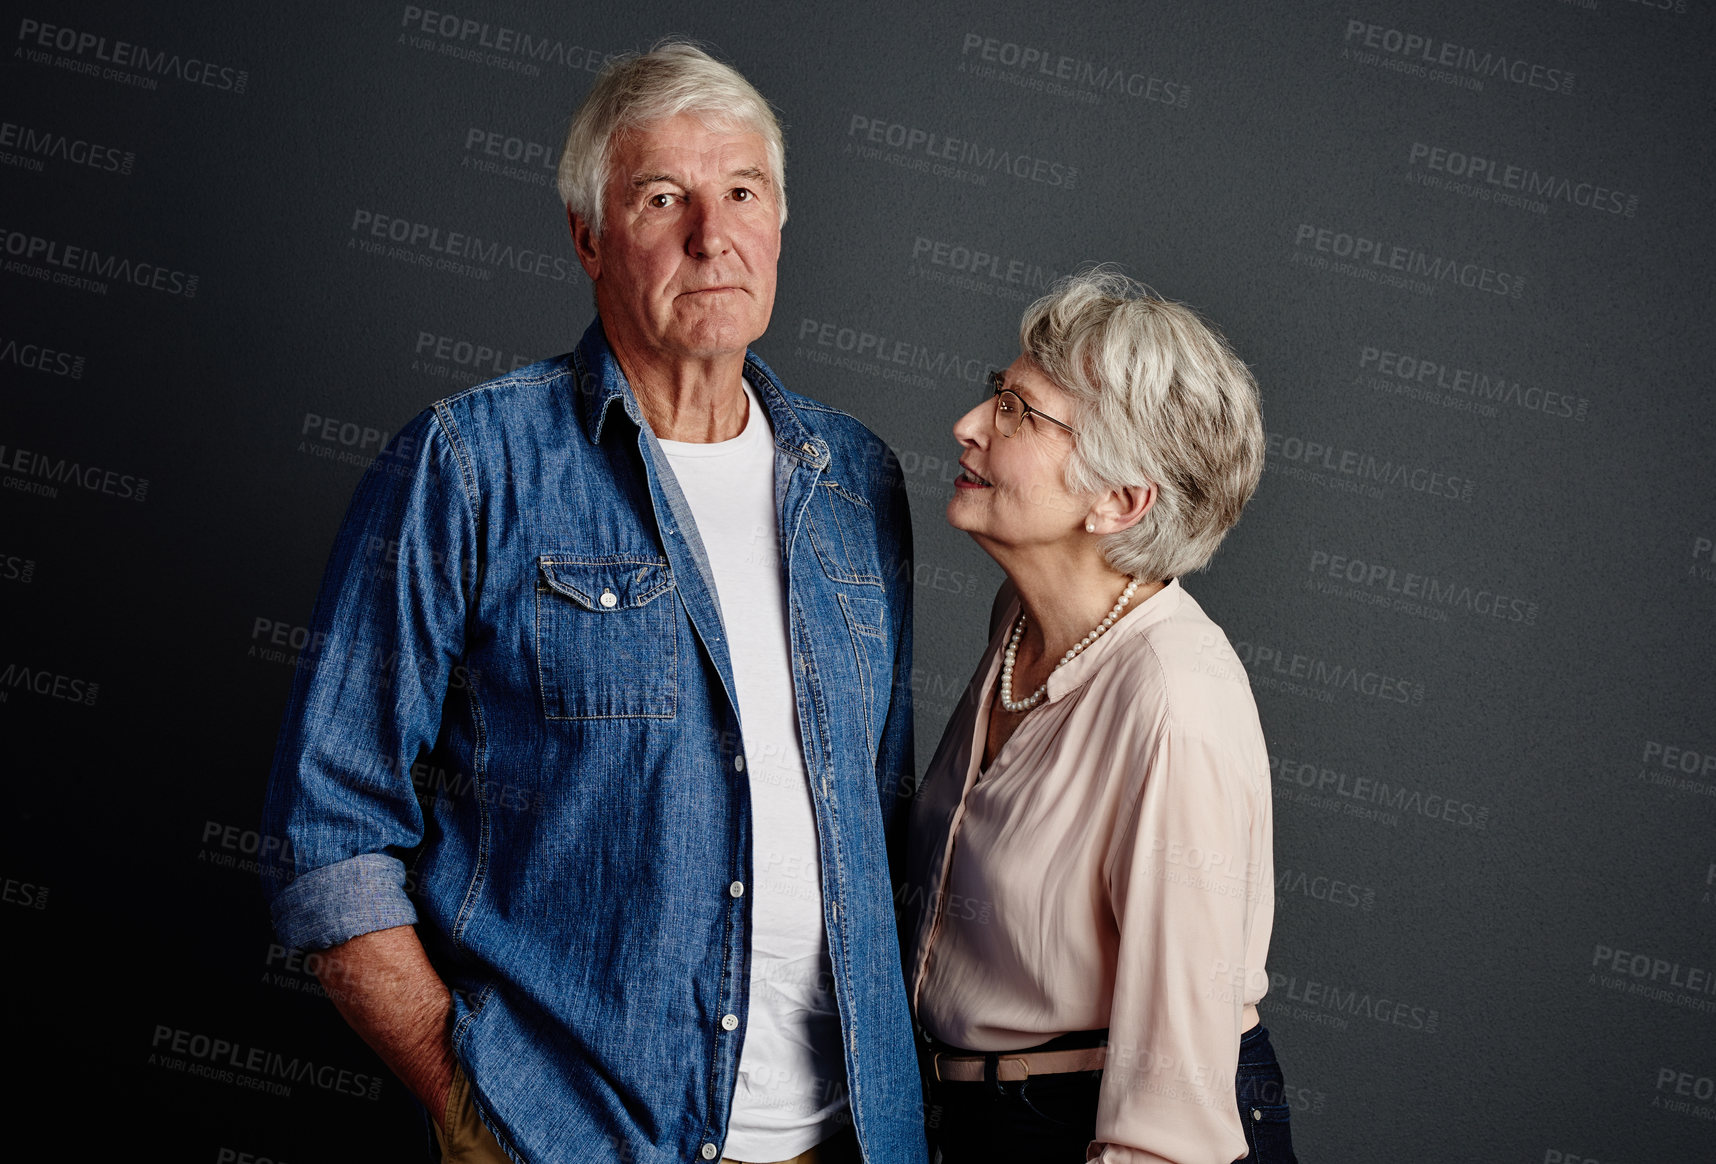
[435,353,575,415]
[420,353,581,445]
[771,384,904,501]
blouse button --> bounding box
[599,589,617,608]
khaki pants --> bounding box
[432,1064,511,1164]
[433,1067,862,1164]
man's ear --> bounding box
[570,207,600,280]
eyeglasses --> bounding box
[987,370,1077,438]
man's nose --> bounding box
[685,198,731,259]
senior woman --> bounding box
[903,270,1296,1164]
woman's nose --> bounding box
[952,399,991,446]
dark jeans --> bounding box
[926,1025,1299,1164]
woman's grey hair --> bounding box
[1020,267,1265,582]
[556,41,787,237]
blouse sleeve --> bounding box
[1089,723,1269,1164]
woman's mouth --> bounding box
[955,466,992,489]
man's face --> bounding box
[574,113,781,366]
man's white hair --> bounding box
[556,41,787,237]
[1020,267,1265,582]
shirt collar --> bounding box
[1041,577,1184,703]
[570,317,829,470]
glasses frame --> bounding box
[987,370,1078,438]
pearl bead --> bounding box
[998,577,1142,713]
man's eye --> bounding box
[732,188,752,202]
[648,193,674,208]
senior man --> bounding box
[263,43,924,1164]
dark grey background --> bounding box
[4,1,1713,1159]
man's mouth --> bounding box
[956,464,992,487]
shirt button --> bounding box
[734,756,745,772]
[1251,1108,1263,1121]
[720,1013,739,1031]
[729,881,744,898]
[599,589,617,608]
[700,1143,719,1160]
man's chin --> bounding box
[664,317,767,360]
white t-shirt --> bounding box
[657,380,847,1160]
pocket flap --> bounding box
[537,556,674,611]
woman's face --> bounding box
[947,354,1090,555]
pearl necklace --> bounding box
[999,577,1141,713]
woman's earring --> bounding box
[1085,522,1096,533]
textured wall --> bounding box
[4,1,1713,1159]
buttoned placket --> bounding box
[620,355,855,1161]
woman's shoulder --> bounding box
[1102,587,1263,747]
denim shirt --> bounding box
[262,319,925,1164]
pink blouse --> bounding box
[905,579,1275,1164]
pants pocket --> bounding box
[433,1064,511,1164]
[1238,1101,1296,1164]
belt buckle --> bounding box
[999,1056,1030,1082]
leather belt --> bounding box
[932,1045,1107,1083]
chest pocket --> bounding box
[807,482,886,588]
[534,555,677,720]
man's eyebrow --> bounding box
[730,166,770,184]
[631,171,681,189]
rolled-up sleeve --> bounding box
[1093,726,1267,1164]
[261,405,477,951]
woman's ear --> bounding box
[1092,483,1156,534]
